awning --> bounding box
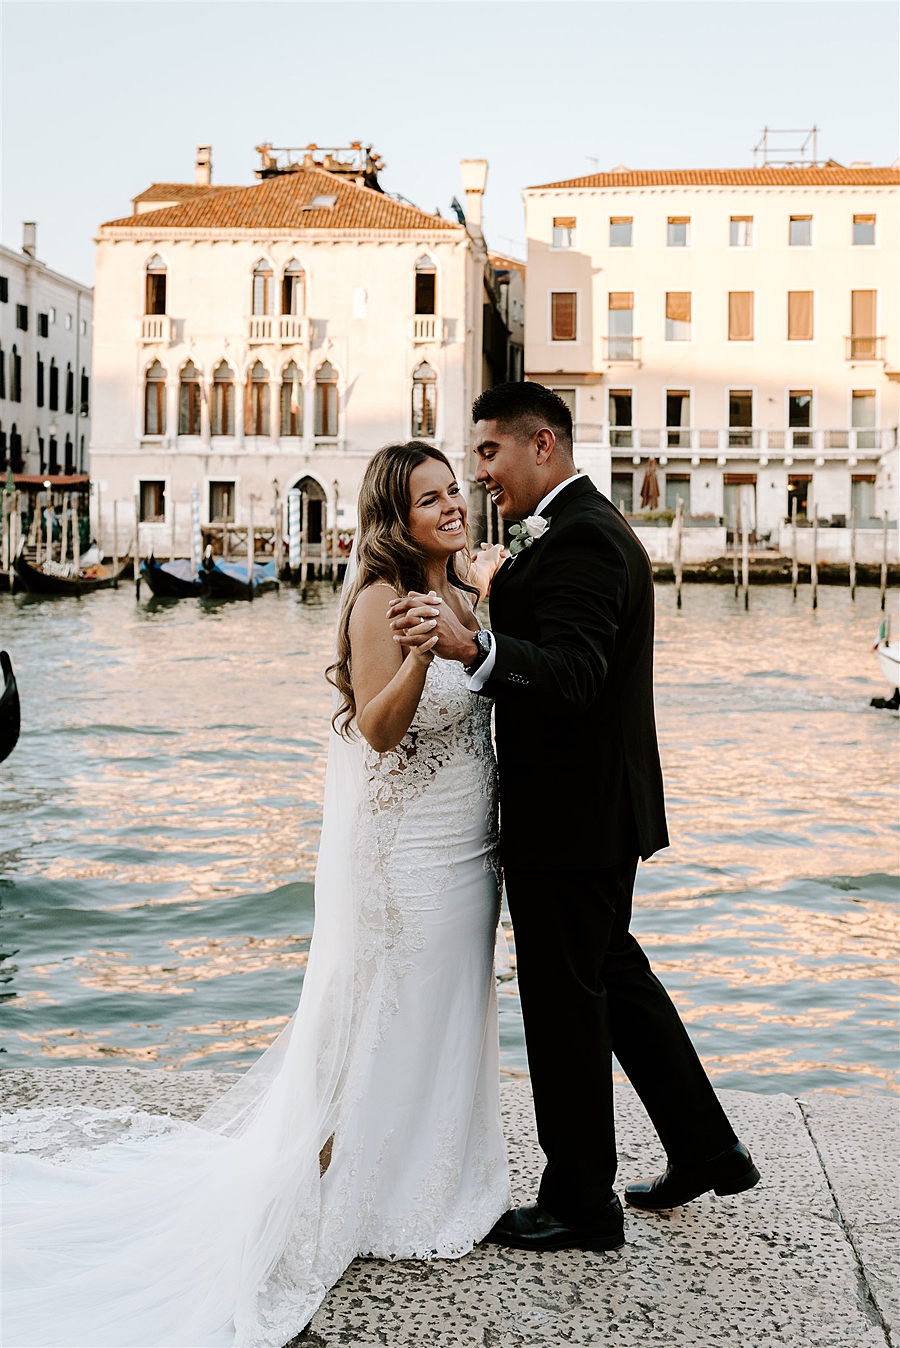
[9,474,91,493]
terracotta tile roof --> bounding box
[489,251,526,274]
[132,183,240,204]
[104,167,458,232]
[527,166,900,190]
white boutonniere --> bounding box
[508,514,551,556]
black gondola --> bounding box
[0,651,20,764]
[141,553,203,599]
[201,551,279,601]
[13,545,133,596]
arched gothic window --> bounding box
[64,434,74,475]
[282,260,306,316]
[11,346,22,403]
[211,361,234,436]
[415,255,437,316]
[178,360,201,436]
[252,261,273,317]
[145,256,167,315]
[144,360,167,435]
[314,362,338,438]
[280,362,303,437]
[245,361,270,436]
[411,362,437,438]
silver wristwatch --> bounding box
[464,629,493,673]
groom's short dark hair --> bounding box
[472,382,574,455]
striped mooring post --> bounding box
[287,489,302,581]
[190,485,203,576]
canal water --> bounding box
[1,582,897,1095]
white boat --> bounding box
[874,618,900,690]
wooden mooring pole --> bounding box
[133,491,142,600]
[791,497,799,600]
[72,494,80,574]
[731,505,739,598]
[299,491,310,599]
[880,511,889,611]
[811,510,818,610]
[849,505,857,601]
[741,514,750,610]
[246,494,255,594]
[61,502,70,566]
[331,481,340,590]
[112,499,119,587]
[674,496,684,609]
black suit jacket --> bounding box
[484,476,669,871]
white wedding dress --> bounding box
[1,651,511,1347]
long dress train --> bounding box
[1,654,510,1347]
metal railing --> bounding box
[602,335,642,364]
[582,426,897,455]
[845,335,885,362]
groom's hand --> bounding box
[387,592,479,665]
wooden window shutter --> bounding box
[666,292,691,322]
[851,290,876,336]
[728,292,754,340]
[551,292,577,341]
[787,291,813,341]
[553,216,576,229]
[608,292,634,311]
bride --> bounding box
[2,441,510,1348]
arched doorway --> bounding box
[293,475,328,544]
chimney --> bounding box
[195,145,213,186]
[22,222,37,257]
[460,159,488,229]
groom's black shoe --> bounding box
[625,1142,760,1210]
[486,1197,624,1252]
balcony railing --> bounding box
[140,315,172,344]
[247,316,275,344]
[598,426,897,456]
[410,316,442,344]
[845,335,885,362]
[278,315,310,346]
[602,335,642,364]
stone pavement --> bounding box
[2,1069,896,1348]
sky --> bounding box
[2,0,898,286]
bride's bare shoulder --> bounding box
[349,581,402,635]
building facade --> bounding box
[522,164,899,549]
[91,145,513,554]
[0,224,93,477]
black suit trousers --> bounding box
[505,862,738,1230]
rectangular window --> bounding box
[607,293,634,360]
[609,216,632,247]
[48,306,56,323]
[15,304,27,331]
[65,313,72,330]
[36,355,44,407]
[209,481,236,523]
[65,367,74,415]
[146,273,167,315]
[789,215,812,246]
[49,362,59,410]
[850,290,877,359]
[552,216,576,249]
[667,216,690,247]
[80,370,90,415]
[38,312,49,338]
[851,390,876,449]
[665,292,691,342]
[851,474,876,522]
[0,277,8,303]
[179,382,201,436]
[729,390,753,446]
[550,291,577,341]
[724,474,757,533]
[665,474,691,513]
[728,292,754,341]
[788,291,814,341]
[787,475,810,520]
[144,380,165,436]
[852,214,876,245]
[608,388,633,447]
[414,270,436,316]
[80,318,87,335]
[315,382,338,437]
[730,216,753,247]
[789,390,813,448]
[666,389,690,447]
[139,480,166,523]
[212,382,233,436]
[550,387,576,419]
[0,347,5,399]
[11,350,22,402]
[611,473,633,514]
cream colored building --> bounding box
[90,145,511,553]
[0,223,93,477]
[523,164,899,552]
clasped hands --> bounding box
[386,591,478,664]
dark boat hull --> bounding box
[13,549,132,596]
[141,557,203,599]
[0,651,21,764]
[201,559,279,601]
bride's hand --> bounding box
[387,592,480,665]
[468,543,507,599]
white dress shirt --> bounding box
[466,472,583,691]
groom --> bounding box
[389,382,758,1251]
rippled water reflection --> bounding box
[1,583,897,1094]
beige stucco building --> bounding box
[90,145,515,554]
[523,163,899,554]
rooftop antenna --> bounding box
[753,126,821,167]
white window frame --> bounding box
[785,288,817,345]
[663,292,693,345]
[851,213,877,247]
[788,214,814,248]
[724,386,757,433]
[204,475,241,527]
[725,290,756,344]
[784,387,816,436]
[550,216,577,250]
[608,215,634,249]
[662,386,694,438]
[666,215,692,249]
[728,215,755,249]
[135,474,172,526]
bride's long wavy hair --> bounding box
[327,441,478,735]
